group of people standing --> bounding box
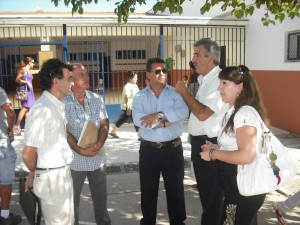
[132,37,293,225]
[22,59,111,225]
[0,36,297,225]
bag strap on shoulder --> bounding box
[241,105,269,133]
[242,105,272,155]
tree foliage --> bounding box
[51,0,300,26]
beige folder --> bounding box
[77,121,103,155]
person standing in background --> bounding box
[23,58,74,225]
[109,71,139,138]
[0,87,22,225]
[187,61,199,97]
[95,78,104,97]
[14,57,39,135]
[175,38,229,225]
[63,63,111,225]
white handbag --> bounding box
[237,106,297,196]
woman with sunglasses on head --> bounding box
[200,65,268,225]
[14,56,39,135]
[109,70,139,138]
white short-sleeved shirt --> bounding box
[218,106,263,151]
[25,91,73,168]
[188,66,229,137]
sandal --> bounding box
[272,202,287,225]
[109,133,119,138]
[14,127,21,136]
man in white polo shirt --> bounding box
[176,38,229,225]
[23,59,74,225]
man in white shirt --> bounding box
[23,58,74,225]
[176,38,229,225]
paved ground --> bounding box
[9,121,300,225]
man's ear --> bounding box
[52,77,59,85]
[146,72,150,80]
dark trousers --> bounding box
[190,135,223,225]
[218,161,265,225]
[139,141,186,225]
[115,110,139,132]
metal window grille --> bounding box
[287,32,300,61]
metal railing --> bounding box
[0,24,245,107]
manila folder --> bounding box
[77,121,98,148]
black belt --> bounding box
[189,135,209,140]
[36,165,67,171]
[142,138,181,149]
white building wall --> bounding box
[177,1,300,71]
[245,10,300,71]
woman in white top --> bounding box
[200,65,269,225]
[109,71,139,138]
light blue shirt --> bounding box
[132,84,189,142]
[62,90,108,171]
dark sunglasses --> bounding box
[150,68,168,75]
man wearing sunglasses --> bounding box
[132,58,189,225]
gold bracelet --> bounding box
[209,149,216,161]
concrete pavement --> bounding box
[9,121,300,225]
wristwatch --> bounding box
[158,112,164,119]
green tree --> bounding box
[51,0,300,26]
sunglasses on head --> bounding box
[150,68,168,75]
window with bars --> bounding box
[116,50,146,60]
[287,31,300,61]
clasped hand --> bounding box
[80,144,100,157]
[140,113,160,128]
[200,140,218,161]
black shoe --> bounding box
[109,133,119,138]
[0,213,22,225]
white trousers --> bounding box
[33,166,74,225]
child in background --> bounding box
[95,78,104,96]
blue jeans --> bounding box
[0,140,16,185]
